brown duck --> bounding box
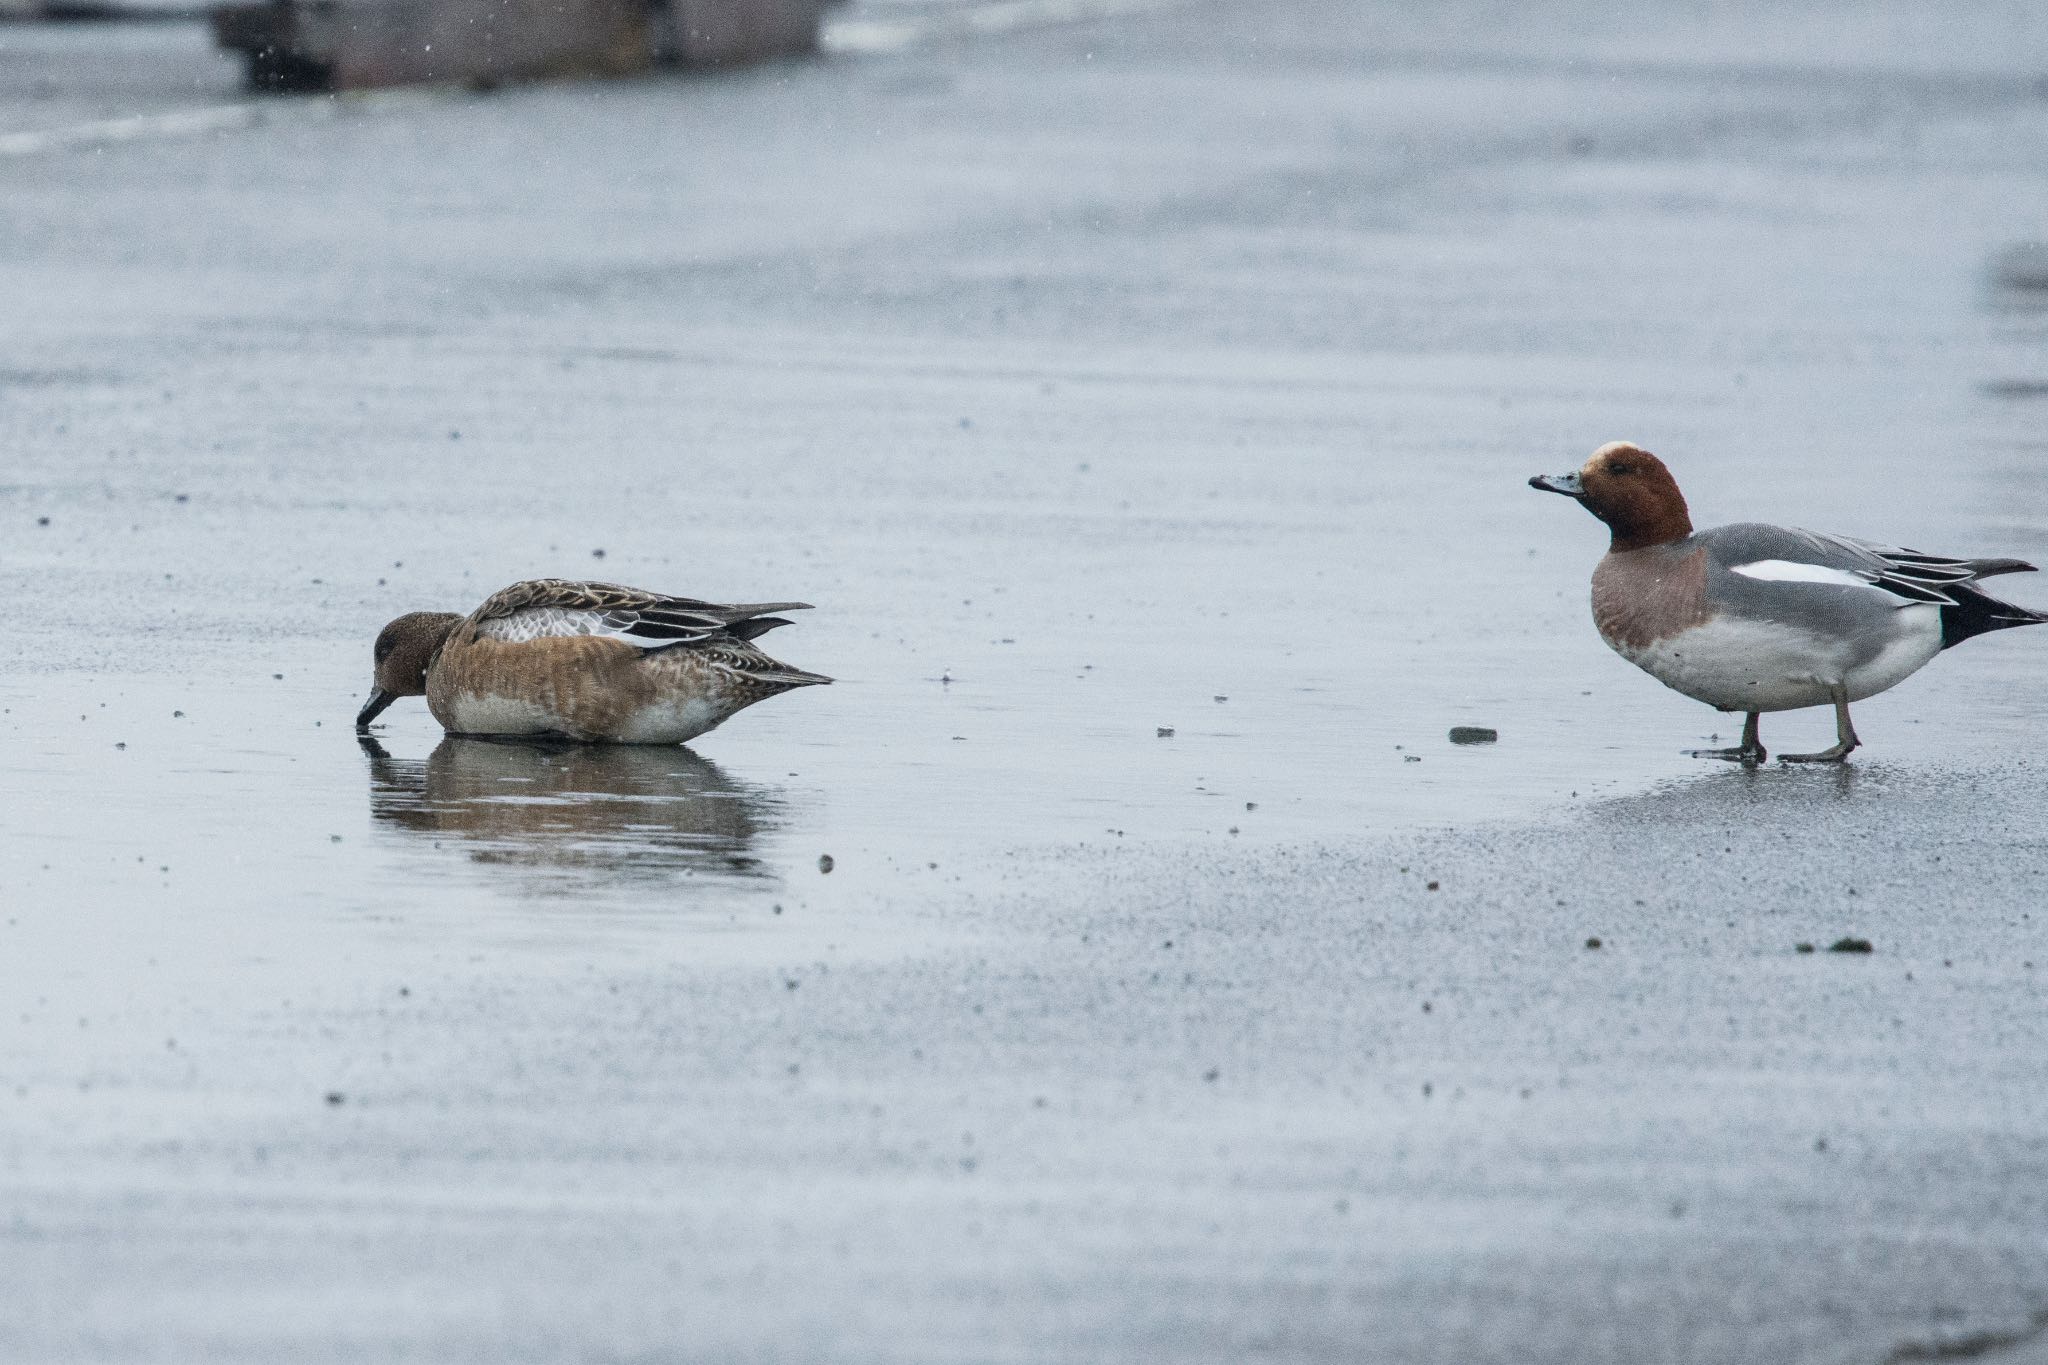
[356,579,829,744]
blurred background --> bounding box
[4,2,2048,1362]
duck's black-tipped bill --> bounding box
[1529,472,1584,497]
[355,687,397,730]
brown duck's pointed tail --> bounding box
[1941,582,2048,649]
[752,667,833,688]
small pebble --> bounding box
[817,854,834,874]
[324,1091,345,1106]
[1828,937,1873,954]
[1449,726,1499,745]
[1156,727,1174,738]
[1585,937,1602,950]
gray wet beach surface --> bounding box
[5,0,2048,1360]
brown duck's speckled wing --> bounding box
[470,579,813,649]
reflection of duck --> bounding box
[361,735,779,888]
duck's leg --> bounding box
[1779,687,1860,764]
[1688,711,1767,764]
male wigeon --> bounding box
[355,579,829,744]
[1531,442,2045,763]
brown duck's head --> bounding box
[355,611,461,730]
[1529,441,1694,551]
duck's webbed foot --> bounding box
[1779,741,1857,763]
[1779,688,1860,764]
[1690,743,1769,764]
[1688,711,1767,764]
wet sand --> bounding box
[4,0,2048,1360]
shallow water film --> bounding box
[5,1,2048,1361]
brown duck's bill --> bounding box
[1529,471,1584,497]
[355,687,396,730]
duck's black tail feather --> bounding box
[725,616,794,641]
[1941,580,2048,648]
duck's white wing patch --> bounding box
[1729,556,1941,607]
[477,607,673,648]
[1729,559,1873,588]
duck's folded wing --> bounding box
[1702,524,2034,607]
[471,579,812,649]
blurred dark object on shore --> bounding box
[1,0,208,19]
[1989,242,2048,295]
[208,0,843,92]
[651,0,839,64]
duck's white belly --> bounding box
[435,691,563,737]
[613,695,727,745]
[1611,604,1941,712]
[434,690,729,744]
[1843,605,1945,700]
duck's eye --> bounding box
[1607,462,1632,476]
[374,638,395,663]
